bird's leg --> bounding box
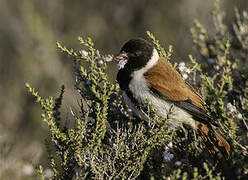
[193,130,201,151]
[181,125,188,141]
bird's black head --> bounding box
[116,38,157,90]
[117,38,155,71]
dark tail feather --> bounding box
[196,121,230,159]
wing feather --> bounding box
[144,59,212,122]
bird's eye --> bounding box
[129,51,142,57]
[135,51,142,56]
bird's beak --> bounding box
[115,52,128,62]
[116,52,128,70]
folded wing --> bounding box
[144,58,211,123]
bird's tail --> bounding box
[196,121,230,159]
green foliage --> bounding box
[37,166,45,180]
[188,1,248,178]
[26,1,248,179]
[27,36,173,179]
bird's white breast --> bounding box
[124,49,197,129]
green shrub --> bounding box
[26,1,248,179]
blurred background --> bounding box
[0,0,247,179]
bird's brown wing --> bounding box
[144,58,212,123]
[144,58,230,158]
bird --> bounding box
[116,38,230,159]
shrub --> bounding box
[26,1,248,179]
